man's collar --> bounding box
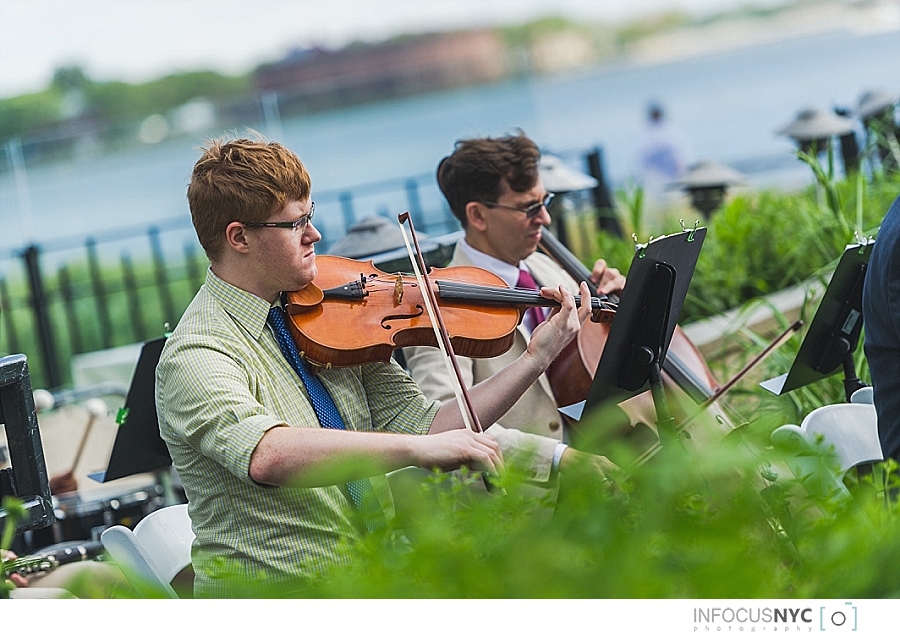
[459,238,525,289]
[204,268,275,339]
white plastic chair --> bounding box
[849,386,874,405]
[771,403,883,500]
[10,587,77,599]
[100,503,194,598]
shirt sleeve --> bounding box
[157,333,286,485]
[405,343,559,483]
[359,357,438,436]
[885,236,900,339]
[484,423,559,483]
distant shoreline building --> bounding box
[252,30,510,114]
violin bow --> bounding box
[634,318,803,467]
[692,319,803,414]
[397,212,482,433]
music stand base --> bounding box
[649,362,679,448]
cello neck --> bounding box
[538,229,600,297]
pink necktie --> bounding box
[516,268,545,332]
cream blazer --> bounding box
[404,241,580,485]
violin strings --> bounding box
[436,280,614,311]
[362,276,614,311]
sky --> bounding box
[0,0,789,98]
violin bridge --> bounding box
[393,274,404,305]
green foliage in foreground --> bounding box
[313,438,900,599]
[49,417,898,599]
[1,389,895,601]
[231,426,900,598]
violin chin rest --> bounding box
[285,285,325,309]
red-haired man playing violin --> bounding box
[406,132,624,506]
[156,136,592,597]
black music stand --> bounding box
[759,240,874,402]
[89,337,172,483]
[0,355,54,534]
[560,226,706,447]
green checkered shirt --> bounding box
[156,269,437,597]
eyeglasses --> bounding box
[243,202,315,233]
[479,192,554,219]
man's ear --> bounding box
[465,201,488,232]
[225,221,251,254]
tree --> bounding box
[52,66,90,93]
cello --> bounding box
[538,227,731,448]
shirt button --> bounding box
[548,420,560,432]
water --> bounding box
[1,28,898,258]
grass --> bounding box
[3,166,895,390]
[1,250,204,387]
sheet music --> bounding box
[759,373,788,395]
[757,239,873,397]
[558,401,586,421]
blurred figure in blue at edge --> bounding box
[637,102,692,206]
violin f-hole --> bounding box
[380,304,425,329]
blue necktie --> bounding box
[267,305,384,532]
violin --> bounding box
[284,254,615,369]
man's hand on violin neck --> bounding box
[414,429,503,476]
[527,282,592,365]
